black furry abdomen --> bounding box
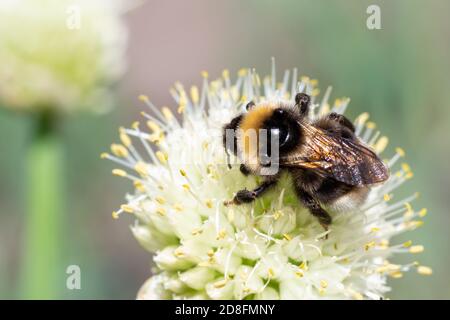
[290,167,358,205]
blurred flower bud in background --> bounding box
[0,0,128,113]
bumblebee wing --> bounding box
[280,127,389,186]
[328,138,389,185]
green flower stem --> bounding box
[20,112,64,299]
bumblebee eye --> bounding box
[269,125,289,147]
[246,101,255,111]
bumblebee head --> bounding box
[223,93,309,174]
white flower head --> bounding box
[105,60,431,300]
[0,0,128,113]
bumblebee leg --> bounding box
[294,187,332,231]
[224,178,278,206]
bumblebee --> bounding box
[223,93,389,230]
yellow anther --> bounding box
[356,112,370,125]
[388,264,401,271]
[267,268,275,278]
[409,245,424,253]
[173,247,184,257]
[146,121,161,133]
[148,132,165,145]
[334,98,342,106]
[155,196,166,205]
[207,250,215,257]
[403,210,413,220]
[417,266,432,276]
[161,107,174,121]
[205,199,213,208]
[173,203,183,212]
[295,270,304,278]
[379,239,390,248]
[352,292,364,300]
[131,121,140,130]
[213,279,227,288]
[111,143,129,158]
[300,76,310,83]
[310,79,318,86]
[401,163,411,173]
[383,194,391,202]
[320,103,330,116]
[174,81,183,90]
[138,94,149,102]
[179,169,187,177]
[376,266,388,273]
[364,241,376,251]
[371,227,380,233]
[320,280,328,288]
[396,147,406,157]
[237,68,247,77]
[112,169,127,177]
[389,271,403,279]
[408,220,424,229]
[177,104,186,114]
[273,210,283,220]
[134,181,146,192]
[283,233,292,241]
[419,208,428,217]
[112,211,120,219]
[198,261,210,267]
[120,204,134,213]
[222,69,230,79]
[191,228,203,235]
[156,207,166,216]
[216,229,227,240]
[119,130,132,147]
[405,172,414,179]
[201,70,209,78]
[311,88,320,97]
[134,162,149,177]
[403,240,412,247]
[404,202,413,212]
[202,141,209,150]
[374,136,389,154]
[100,152,109,159]
[190,86,199,104]
[156,151,168,164]
[366,121,376,129]
[182,184,190,191]
[299,261,308,271]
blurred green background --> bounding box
[1,0,449,299]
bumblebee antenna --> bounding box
[295,92,311,116]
